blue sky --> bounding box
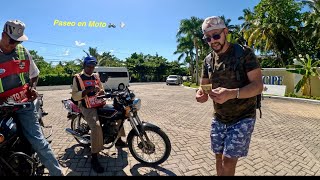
[1,0,260,63]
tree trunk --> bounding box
[194,38,199,86]
[308,78,312,97]
[189,59,194,82]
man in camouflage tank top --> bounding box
[196,16,263,176]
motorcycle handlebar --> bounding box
[96,90,129,100]
[0,102,31,110]
[96,92,114,99]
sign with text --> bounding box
[262,76,284,85]
[263,84,287,96]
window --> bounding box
[99,72,128,78]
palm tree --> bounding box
[176,16,203,85]
[240,0,302,66]
[174,35,195,77]
[238,8,256,46]
[303,0,320,49]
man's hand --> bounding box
[29,87,39,102]
[209,87,235,104]
[196,88,209,103]
[94,86,101,93]
[82,86,95,97]
[97,90,105,96]
[95,85,105,96]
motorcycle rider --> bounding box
[0,20,63,176]
[71,56,106,173]
[71,56,129,173]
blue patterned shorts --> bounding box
[210,118,255,158]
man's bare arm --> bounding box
[237,68,263,99]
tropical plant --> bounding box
[176,16,204,85]
[174,35,195,76]
[303,0,320,48]
[286,54,320,96]
[241,0,303,66]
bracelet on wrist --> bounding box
[236,88,240,99]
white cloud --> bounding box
[75,40,86,47]
[63,49,70,56]
[109,49,114,53]
[120,22,125,28]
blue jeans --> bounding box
[16,103,62,176]
[210,118,256,158]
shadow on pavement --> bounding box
[130,164,177,176]
[58,144,129,176]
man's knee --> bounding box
[90,122,102,130]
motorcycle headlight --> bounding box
[62,100,72,112]
[130,92,135,100]
[132,98,141,112]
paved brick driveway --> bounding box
[39,83,320,176]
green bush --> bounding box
[190,83,199,88]
[183,82,191,87]
[285,93,320,100]
[38,74,73,86]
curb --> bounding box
[182,85,198,92]
[263,95,320,105]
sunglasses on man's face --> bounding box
[203,30,224,43]
[9,38,22,45]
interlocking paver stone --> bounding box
[37,83,320,176]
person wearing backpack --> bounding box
[196,16,263,176]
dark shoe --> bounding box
[115,139,128,148]
[42,111,49,116]
[91,159,104,173]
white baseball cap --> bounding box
[3,20,28,41]
[202,16,226,34]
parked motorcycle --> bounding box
[0,102,45,176]
[34,94,52,139]
[62,87,171,166]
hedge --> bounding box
[38,74,73,86]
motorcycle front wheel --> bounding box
[127,126,171,166]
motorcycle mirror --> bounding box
[118,84,126,91]
[99,72,109,83]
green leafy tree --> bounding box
[125,53,147,82]
[300,0,320,57]
[241,0,303,66]
[303,0,320,46]
[29,50,54,75]
[85,47,125,67]
[167,61,188,76]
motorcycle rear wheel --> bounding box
[127,126,171,166]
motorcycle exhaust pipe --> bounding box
[65,128,90,143]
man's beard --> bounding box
[211,41,226,54]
